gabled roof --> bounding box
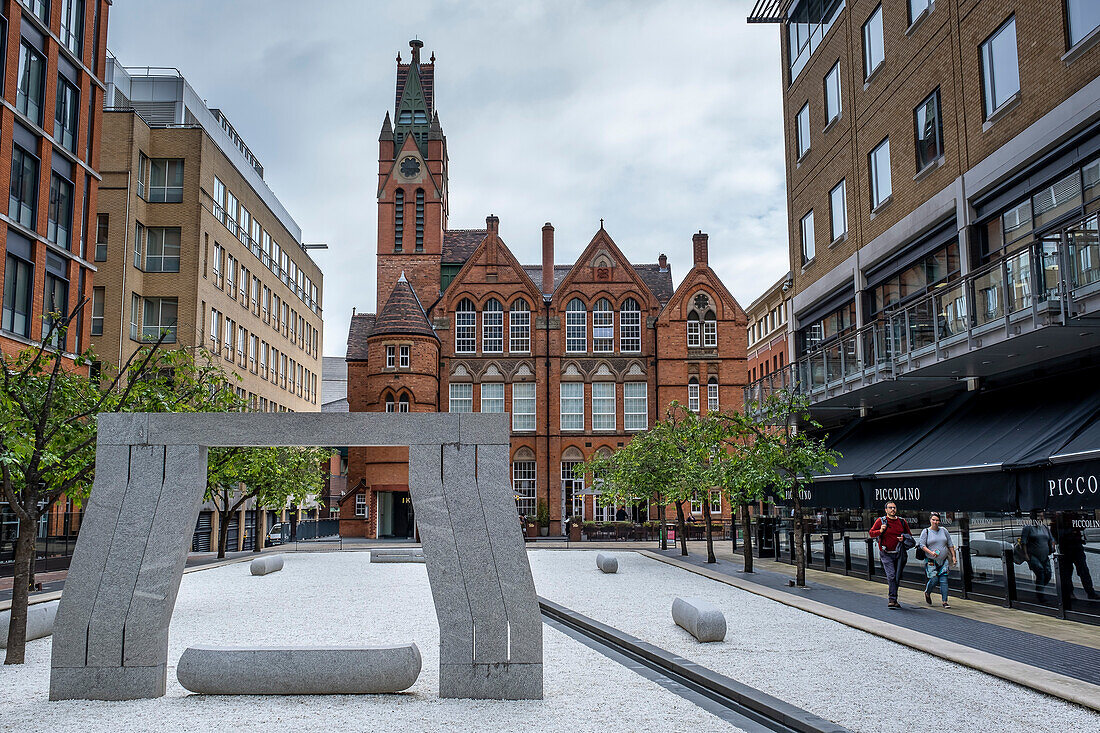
[346,313,377,361]
[372,274,438,340]
[633,264,675,305]
[442,229,487,262]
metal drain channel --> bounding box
[539,597,850,733]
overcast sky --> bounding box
[107,0,789,357]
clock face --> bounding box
[400,156,421,178]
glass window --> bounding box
[47,174,74,250]
[688,378,700,413]
[1032,171,1083,229]
[796,103,811,158]
[708,378,720,412]
[449,383,472,413]
[620,297,641,352]
[481,382,504,413]
[703,310,718,347]
[9,145,38,229]
[687,312,701,347]
[1067,0,1100,47]
[394,188,404,251]
[512,382,536,431]
[54,76,79,153]
[16,42,45,125]
[483,298,503,352]
[915,89,943,170]
[869,137,892,208]
[144,228,181,272]
[593,298,614,352]
[592,382,616,431]
[60,0,83,57]
[133,222,145,268]
[399,344,410,368]
[981,16,1020,119]
[142,297,177,343]
[398,393,409,412]
[385,393,396,412]
[787,0,846,81]
[510,299,530,352]
[513,460,536,517]
[560,382,584,431]
[224,190,238,236]
[824,62,841,123]
[90,286,104,335]
[355,494,367,517]
[830,179,847,241]
[415,188,424,252]
[455,298,476,353]
[908,0,932,25]
[801,210,816,264]
[2,254,33,337]
[863,5,885,80]
[42,269,68,350]
[385,345,395,368]
[22,1,49,24]
[624,382,647,431]
[148,159,184,203]
[95,213,108,261]
[566,298,587,352]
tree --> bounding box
[0,301,240,664]
[710,413,771,573]
[205,446,330,558]
[739,389,839,587]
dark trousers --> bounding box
[881,550,907,602]
[1027,554,1052,587]
[1060,548,1096,599]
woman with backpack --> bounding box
[919,512,957,608]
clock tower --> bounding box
[376,39,449,309]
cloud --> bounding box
[107,0,789,356]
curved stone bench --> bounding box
[672,597,726,642]
[370,549,426,564]
[176,644,422,695]
[596,553,618,574]
[0,600,58,648]
[250,555,284,576]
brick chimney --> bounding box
[692,231,708,267]
[658,253,668,271]
[486,214,499,234]
[542,222,555,295]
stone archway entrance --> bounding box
[49,412,542,701]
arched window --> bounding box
[394,188,404,252]
[455,298,476,353]
[509,298,530,352]
[561,446,585,521]
[483,298,503,353]
[703,310,718,347]
[415,189,425,252]
[687,312,701,347]
[593,298,614,352]
[399,392,410,413]
[620,297,641,352]
[707,377,719,412]
[688,377,700,413]
[384,392,396,413]
[512,447,536,517]
[566,298,587,353]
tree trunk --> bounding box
[217,511,230,559]
[658,496,667,551]
[701,496,716,564]
[674,501,688,556]
[253,506,262,553]
[792,490,806,587]
[740,503,754,573]
[4,515,37,664]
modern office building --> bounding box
[341,41,749,539]
[97,55,324,553]
[0,0,110,575]
[749,0,1100,621]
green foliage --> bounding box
[535,499,550,527]
[206,446,331,517]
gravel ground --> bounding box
[529,550,1100,733]
[0,552,738,733]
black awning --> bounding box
[870,369,1100,512]
[1017,408,1100,511]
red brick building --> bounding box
[342,41,748,538]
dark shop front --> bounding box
[772,369,1100,624]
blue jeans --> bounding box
[924,565,949,603]
[881,550,906,602]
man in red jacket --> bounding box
[869,502,913,609]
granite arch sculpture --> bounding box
[49,412,542,701]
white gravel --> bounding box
[0,552,739,733]
[529,550,1100,733]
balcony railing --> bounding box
[745,210,1100,407]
